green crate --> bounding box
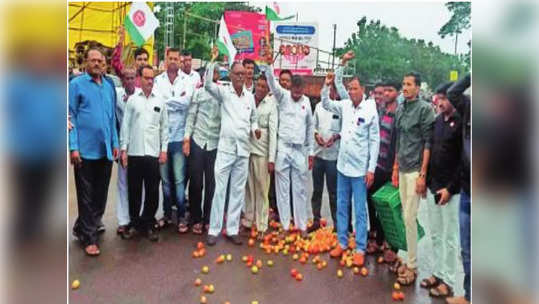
[372,182,425,251]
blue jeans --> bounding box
[459,190,471,301]
[159,141,187,221]
[337,171,367,253]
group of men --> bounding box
[69,37,470,304]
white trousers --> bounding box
[117,163,146,226]
[208,151,249,236]
[116,164,130,226]
[275,148,309,231]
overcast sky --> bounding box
[250,1,471,55]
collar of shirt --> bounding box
[348,96,367,109]
[244,82,254,92]
[137,89,156,99]
[228,85,246,98]
[84,73,103,85]
[404,97,419,104]
[443,110,458,123]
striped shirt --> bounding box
[377,107,397,172]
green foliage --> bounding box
[154,2,260,62]
[343,16,469,89]
[439,2,471,39]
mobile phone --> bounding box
[434,193,442,204]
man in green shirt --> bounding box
[392,71,435,285]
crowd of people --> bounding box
[69,36,470,303]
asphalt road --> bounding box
[69,164,463,304]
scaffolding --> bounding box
[163,3,175,48]
[68,2,155,67]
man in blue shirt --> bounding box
[69,47,119,256]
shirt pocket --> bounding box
[330,114,341,132]
[258,112,269,128]
[149,106,162,128]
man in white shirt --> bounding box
[309,80,342,233]
[261,57,314,238]
[204,47,260,246]
[243,74,278,238]
[321,56,380,267]
[115,66,138,236]
[120,65,169,242]
[180,50,202,89]
[269,69,294,222]
[153,48,193,233]
[183,64,222,234]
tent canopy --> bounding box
[69,2,155,63]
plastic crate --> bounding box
[372,182,425,251]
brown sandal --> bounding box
[366,241,379,254]
[429,282,453,297]
[421,276,440,288]
[178,222,189,233]
[389,258,402,273]
[84,244,100,256]
[192,223,203,235]
[397,266,417,286]
[383,249,397,263]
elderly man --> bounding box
[120,65,169,242]
[204,47,260,246]
[69,47,119,256]
[261,54,314,238]
[243,74,277,238]
[322,50,380,268]
[114,66,138,236]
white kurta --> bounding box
[262,64,314,231]
[204,63,259,236]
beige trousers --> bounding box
[399,171,420,269]
[244,154,270,232]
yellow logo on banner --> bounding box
[450,70,459,81]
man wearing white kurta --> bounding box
[115,67,139,235]
[243,74,278,237]
[262,63,314,236]
[120,65,169,242]
[204,52,260,246]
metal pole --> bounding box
[331,24,336,69]
[316,48,319,69]
[454,33,458,55]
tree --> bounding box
[438,2,471,39]
[439,2,471,55]
[342,16,468,90]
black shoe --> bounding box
[307,221,320,233]
[72,229,82,241]
[97,224,106,234]
[121,227,137,240]
[226,234,243,245]
[207,235,218,246]
[146,229,159,242]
